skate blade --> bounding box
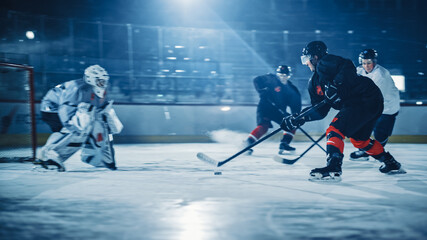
[32,165,62,172]
[35,160,66,172]
[309,173,342,182]
[278,150,295,155]
[386,168,407,175]
[349,157,369,161]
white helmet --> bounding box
[84,65,109,98]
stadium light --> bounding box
[25,31,35,39]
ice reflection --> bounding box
[169,200,221,240]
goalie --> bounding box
[36,65,123,172]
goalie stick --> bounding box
[197,99,327,167]
[273,132,326,165]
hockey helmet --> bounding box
[301,41,328,65]
[84,65,109,98]
[276,65,291,75]
[359,49,378,64]
[276,65,292,84]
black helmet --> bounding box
[276,65,291,75]
[359,49,378,64]
[302,41,328,59]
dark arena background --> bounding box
[0,0,426,239]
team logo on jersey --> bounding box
[275,86,281,92]
[316,85,324,96]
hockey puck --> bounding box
[214,171,222,175]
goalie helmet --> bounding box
[84,65,109,98]
[301,41,328,65]
[359,49,378,64]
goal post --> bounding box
[0,62,36,162]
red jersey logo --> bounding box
[316,85,324,96]
[275,86,281,92]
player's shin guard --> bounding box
[245,124,268,155]
[310,126,344,181]
[326,126,345,155]
[350,138,383,157]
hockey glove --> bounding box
[70,102,94,132]
[280,113,306,132]
[325,84,341,106]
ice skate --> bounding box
[309,153,343,182]
[349,150,369,161]
[377,152,406,174]
[34,158,66,172]
[243,138,255,155]
[278,142,295,155]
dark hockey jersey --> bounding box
[306,54,383,121]
[253,73,301,114]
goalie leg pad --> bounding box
[81,119,116,170]
[37,131,87,171]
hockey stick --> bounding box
[273,132,326,165]
[266,98,326,153]
[103,115,117,170]
[197,99,327,167]
[297,127,326,153]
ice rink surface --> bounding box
[1,141,427,240]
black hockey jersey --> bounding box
[306,54,383,121]
[253,73,301,114]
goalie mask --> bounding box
[84,65,109,98]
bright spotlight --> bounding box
[220,106,231,112]
[25,31,35,39]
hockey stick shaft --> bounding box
[297,127,326,153]
[217,127,282,167]
[212,100,327,167]
[274,132,326,164]
[265,99,326,153]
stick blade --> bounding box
[273,155,299,165]
[197,152,220,167]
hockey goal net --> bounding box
[0,62,36,162]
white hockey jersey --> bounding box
[357,64,400,115]
[41,79,108,131]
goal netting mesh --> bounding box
[0,62,36,162]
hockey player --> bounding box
[244,65,301,155]
[349,49,400,161]
[280,41,405,181]
[36,65,123,172]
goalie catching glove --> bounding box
[280,113,306,132]
[70,102,94,132]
